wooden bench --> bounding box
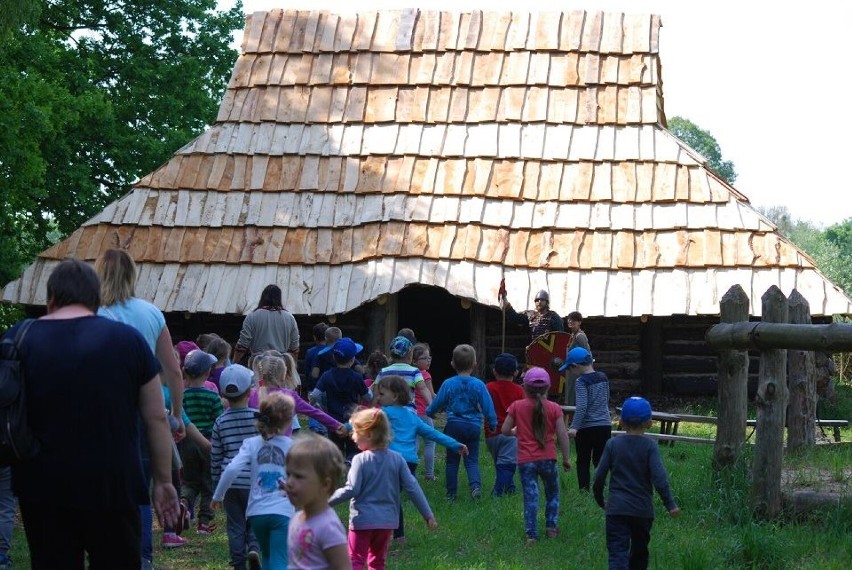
[563,406,684,447]
[665,414,848,442]
[611,430,715,445]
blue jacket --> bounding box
[426,375,497,431]
[383,405,464,463]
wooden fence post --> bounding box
[751,286,789,518]
[786,290,816,450]
[713,285,750,471]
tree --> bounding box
[0,0,244,287]
[668,116,737,185]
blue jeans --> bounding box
[250,514,290,570]
[606,514,653,570]
[139,458,153,562]
[224,488,260,567]
[519,460,560,539]
[0,467,16,559]
[443,420,481,497]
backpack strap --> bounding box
[12,319,36,354]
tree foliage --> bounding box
[0,0,244,286]
[760,207,852,298]
[668,116,737,185]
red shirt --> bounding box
[415,370,432,416]
[485,380,525,437]
[507,397,564,464]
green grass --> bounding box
[8,397,852,568]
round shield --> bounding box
[525,331,571,397]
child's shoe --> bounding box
[162,532,188,548]
[525,537,537,547]
[196,521,217,535]
[247,550,262,570]
[470,486,482,499]
[545,527,559,538]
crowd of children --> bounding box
[147,326,678,570]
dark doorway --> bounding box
[397,285,469,389]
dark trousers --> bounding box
[575,425,611,489]
[393,462,418,539]
[20,501,141,569]
[606,514,653,570]
[180,436,214,524]
[224,487,260,568]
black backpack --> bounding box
[0,319,39,466]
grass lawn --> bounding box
[8,388,852,568]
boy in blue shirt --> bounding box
[593,397,680,569]
[426,344,497,500]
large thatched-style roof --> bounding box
[4,10,851,316]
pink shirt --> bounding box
[288,507,347,569]
[507,397,564,464]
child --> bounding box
[181,349,225,534]
[559,347,612,490]
[213,392,296,570]
[211,365,262,570]
[485,353,525,496]
[177,340,219,392]
[205,336,233,392]
[330,408,437,570]
[593,397,680,569]
[364,350,389,393]
[302,322,329,394]
[285,434,351,570]
[426,344,497,500]
[411,342,437,480]
[248,352,344,438]
[375,375,467,544]
[311,338,372,461]
[373,336,431,408]
[502,367,572,545]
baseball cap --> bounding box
[183,349,217,377]
[388,336,413,357]
[175,340,200,367]
[329,337,364,361]
[493,353,519,376]
[522,366,551,388]
[558,347,593,372]
[220,364,254,398]
[621,396,652,426]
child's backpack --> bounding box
[0,319,39,466]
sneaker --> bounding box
[446,493,456,502]
[471,487,482,499]
[162,532,188,548]
[545,528,559,538]
[196,522,217,535]
[525,537,537,547]
[0,554,13,570]
[141,559,154,570]
[424,474,437,481]
[247,550,261,570]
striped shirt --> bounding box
[183,387,224,437]
[374,363,424,407]
[211,407,259,489]
[570,371,611,431]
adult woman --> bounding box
[95,248,185,567]
[233,284,300,364]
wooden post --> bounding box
[713,285,750,471]
[751,286,788,519]
[365,301,387,354]
[470,303,487,378]
[786,290,816,450]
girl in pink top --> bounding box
[502,367,572,545]
[248,353,345,438]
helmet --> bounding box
[534,290,549,303]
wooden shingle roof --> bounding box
[5,9,851,316]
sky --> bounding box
[224,0,852,227]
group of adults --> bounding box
[502,288,591,404]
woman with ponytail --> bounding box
[502,367,572,546]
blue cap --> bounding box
[319,337,364,361]
[388,336,413,358]
[558,347,593,372]
[621,397,652,425]
[493,353,519,375]
[183,349,217,377]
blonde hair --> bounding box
[256,392,295,439]
[254,352,301,400]
[378,375,411,406]
[452,344,476,372]
[286,433,346,491]
[95,249,136,306]
[349,408,391,449]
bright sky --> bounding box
[226,0,852,226]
